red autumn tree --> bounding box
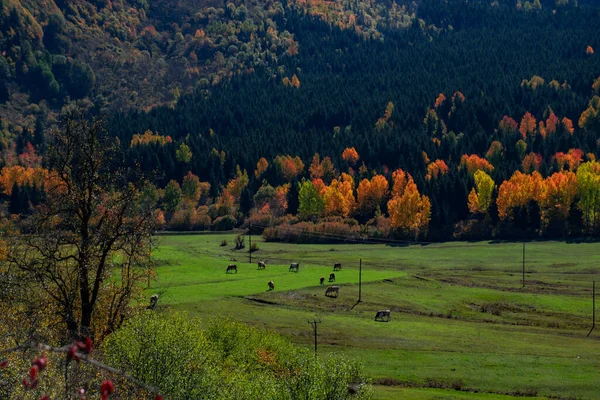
[498,115,518,135]
[522,153,543,173]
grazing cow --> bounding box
[289,262,299,272]
[226,264,238,274]
[268,280,274,291]
[148,294,159,310]
[333,262,342,271]
[374,310,391,322]
[325,286,340,298]
[329,273,336,282]
[258,261,266,270]
[320,276,325,286]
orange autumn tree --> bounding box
[341,147,360,167]
[554,149,584,171]
[538,171,578,230]
[387,169,431,238]
[562,117,575,135]
[223,165,249,203]
[255,157,269,178]
[496,171,544,220]
[593,76,600,95]
[545,113,559,136]
[426,159,449,181]
[519,112,537,139]
[434,93,446,108]
[459,154,494,175]
[356,175,389,219]
[309,153,336,182]
[0,165,48,195]
[274,155,305,181]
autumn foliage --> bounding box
[130,130,172,147]
[519,112,537,139]
[274,155,305,181]
[387,169,431,238]
[459,154,494,175]
[341,147,360,166]
[426,159,449,181]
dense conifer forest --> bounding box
[2,0,600,240]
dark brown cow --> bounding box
[333,263,342,271]
[374,310,391,322]
[320,276,325,285]
[325,286,339,298]
[226,264,238,274]
[328,273,335,282]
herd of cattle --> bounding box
[225,261,391,322]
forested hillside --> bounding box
[2,0,600,240]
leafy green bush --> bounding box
[212,215,237,231]
[103,312,372,399]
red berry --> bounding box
[40,396,50,400]
[100,394,109,400]
[76,338,92,353]
[22,377,29,388]
[67,345,79,362]
[100,380,114,395]
[30,379,38,389]
[29,365,39,381]
[0,360,7,368]
[155,396,164,400]
[83,337,93,354]
[33,355,47,371]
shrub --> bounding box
[220,239,228,247]
[212,215,237,231]
[104,313,373,399]
[235,234,245,249]
[250,242,259,252]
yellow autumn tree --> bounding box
[467,170,495,214]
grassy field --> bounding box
[149,233,600,399]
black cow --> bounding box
[226,264,238,274]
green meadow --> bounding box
[149,233,600,399]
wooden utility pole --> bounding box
[249,225,252,264]
[358,259,362,303]
[307,318,322,356]
[588,281,596,337]
[522,242,525,288]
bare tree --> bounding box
[5,110,157,341]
